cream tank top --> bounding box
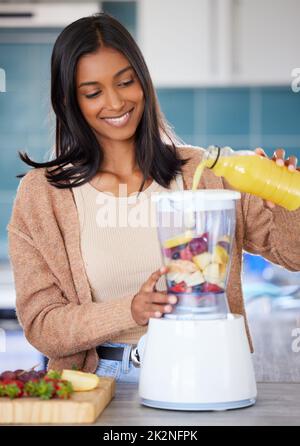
[72,173,184,303]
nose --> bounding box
[103,87,125,111]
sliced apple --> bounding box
[192,252,212,271]
[203,263,220,285]
[168,272,189,283]
[168,259,198,274]
[185,271,205,287]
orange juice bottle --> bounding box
[193,146,300,211]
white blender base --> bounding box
[138,314,257,411]
[140,397,256,411]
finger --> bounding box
[141,266,167,293]
[143,309,162,320]
[264,200,276,209]
[285,156,298,171]
[150,292,177,304]
[255,147,267,157]
[148,303,174,314]
[272,148,285,166]
[149,311,163,319]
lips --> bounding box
[101,108,134,128]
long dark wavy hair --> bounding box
[17,12,190,192]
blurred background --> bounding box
[0,0,300,378]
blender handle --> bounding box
[131,334,147,368]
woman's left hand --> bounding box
[254,147,299,209]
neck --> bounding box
[98,139,138,176]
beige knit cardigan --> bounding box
[7,146,300,372]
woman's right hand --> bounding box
[131,266,177,326]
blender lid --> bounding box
[151,189,241,202]
[151,189,241,211]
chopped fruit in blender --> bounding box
[218,241,230,251]
[163,247,172,257]
[168,272,190,283]
[167,259,198,274]
[169,281,187,293]
[169,243,187,259]
[191,284,202,292]
[179,245,193,261]
[163,231,194,249]
[185,271,205,287]
[168,280,177,287]
[212,245,229,266]
[203,263,220,284]
[219,262,227,280]
[189,233,209,255]
[192,252,212,271]
[202,282,224,293]
[217,235,230,251]
[170,247,192,261]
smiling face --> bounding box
[76,46,145,147]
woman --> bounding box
[7,13,300,383]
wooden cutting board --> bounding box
[0,376,115,424]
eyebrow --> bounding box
[78,65,133,88]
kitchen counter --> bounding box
[2,308,299,426]
[94,312,300,426]
[95,382,300,426]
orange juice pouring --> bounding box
[192,146,300,211]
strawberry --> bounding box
[44,376,59,384]
[55,380,73,399]
[202,282,224,293]
[46,370,62,380]
[0,382,5,397]
[169,281,187,293]
[0,369,74,400]
[3,380,24,399]
[23,379,40,397]
[35,379,56,400]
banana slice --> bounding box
[61,370,100,392]
[163,231,194,249]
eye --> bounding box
[85,91,101,99]
[85,79,135,99]
[119,79,134,87]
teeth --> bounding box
[104,112,129,123]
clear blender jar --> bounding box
[152,189,241,319]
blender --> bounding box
[132,189,257,410]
